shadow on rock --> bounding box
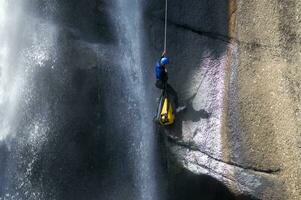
[180,99,211,122]
[169,169,260,200]
[165,98,211,139]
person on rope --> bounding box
[154,0,185,125]
[155,52,185,113]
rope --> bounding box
[163,0,168,54]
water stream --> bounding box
[112,0,162,199]
[0,1,163,200]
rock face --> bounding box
[145,0,301,199]
[230,1,301,199]
[1,0,300,199]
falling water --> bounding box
[0,0,57,146]
[0,0,25,142]
[0,0,59,199]
[113,0,160,200]
[0,0,163,199]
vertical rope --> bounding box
[163,0,168,54]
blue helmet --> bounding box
[160,57,169,65]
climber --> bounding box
[155,53,178,106]
[155,52,186,118]
[154,0,185,126]
[154,53,186,125]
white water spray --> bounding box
[1,0,162,198]
[0,0,24,141]
[0,0,57,142]
[0,1,58,198]
[113,0,160,199]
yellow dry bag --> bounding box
[159,96,175,126]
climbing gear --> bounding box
[156,85,175,126]
[163,0,168,54]
[154,0,175,126]
[159,96,175,125]
[160,57,169,65]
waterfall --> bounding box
[113,0,160,199]
[0,0,58,198]
[0,0,58,141]
[0,0,25,141]
[0,0,163,199]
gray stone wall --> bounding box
[145,0,301,199]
